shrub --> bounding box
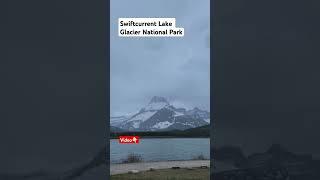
[193,154,207,160]
[122,153,143,163]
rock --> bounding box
[128,170,139,174]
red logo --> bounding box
[119,136,140,144]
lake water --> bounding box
[110,138,210,164]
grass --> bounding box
[111,168,209,180]
[122,153,143,163]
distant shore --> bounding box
[110,136,209,139]
[110,125,210,139]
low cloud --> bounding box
[111,0,210,115]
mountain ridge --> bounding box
[111,96,210,131]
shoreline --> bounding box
[110,136,209,139]
[111,158,211,165]
[110,160,210,175]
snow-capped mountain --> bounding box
[186,107,210,123]
[110,115,130,127]
[111,96,210,131]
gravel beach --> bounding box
[111,160,210,175]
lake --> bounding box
[110,138,210,164]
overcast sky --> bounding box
[111,0,210,116]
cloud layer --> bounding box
[111,0,210,116]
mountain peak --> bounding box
[149,96,169,104]
[142,96,170,112]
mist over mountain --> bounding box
[110,96,210,131]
